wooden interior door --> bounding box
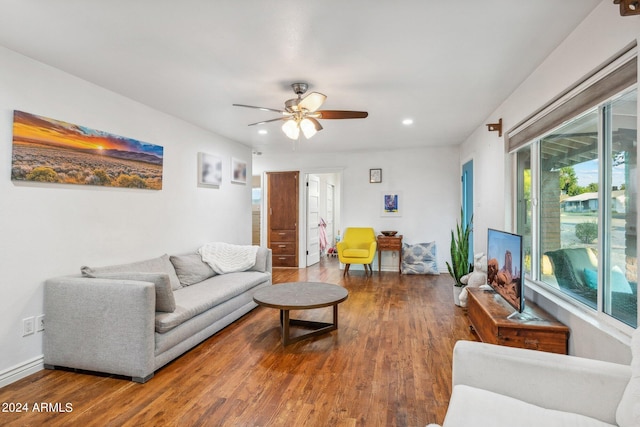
[267,171,299,267]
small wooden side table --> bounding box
[377,235,403,273]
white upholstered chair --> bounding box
[428,328,639,427]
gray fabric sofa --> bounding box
[43,247,272,383]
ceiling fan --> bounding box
[233,83,368,140]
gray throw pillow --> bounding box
[84,272,176,313]
[81,254,182,290]
[170,253,216,286]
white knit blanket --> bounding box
[198,242,259,274]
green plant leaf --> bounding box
[447,209,472,286]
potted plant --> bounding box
[446,210,473,306]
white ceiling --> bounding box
[0,0,603,154]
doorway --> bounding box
[305,172,340,267]
[251,175,261,245]
[462,159,474,261]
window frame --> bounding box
[509,52,638,332]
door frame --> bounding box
[462,159,474,263]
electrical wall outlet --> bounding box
[23,317,35,336]
[36,314,45,332]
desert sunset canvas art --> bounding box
[11,111,163,190]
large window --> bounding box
[513,56,637,328]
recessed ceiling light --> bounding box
[402,118,414,125]
[258,129,268,135]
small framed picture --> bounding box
[231,157,247,184]
[198,152,222,187]
[381,191,402,217]
[370,168,382,183]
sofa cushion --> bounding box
[155,271,270,333]
[81,254,182,291]
[616,328,640,427]
[444,384,615,427]
[170,253,216,286]
[401,242,439,275]
[583,266,633,294]
[83,272,176,313]
[342,248,369,258]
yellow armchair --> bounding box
[337,227,377,276]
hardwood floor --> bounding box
[0,257,477,426]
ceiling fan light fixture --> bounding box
[282,120,300,140]
[235,82,368,144]
[300,118,322,139]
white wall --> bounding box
[460,0,640,364]
[254,145,460,272]
[0,47,253,385]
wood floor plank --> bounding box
[0,257,476,426]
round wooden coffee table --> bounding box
[253,282,348,345]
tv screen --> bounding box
[487,228,524,313]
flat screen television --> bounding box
[487,228,524,314]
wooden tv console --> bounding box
[466,288,570,354]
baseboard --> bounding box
[0,355,44,388]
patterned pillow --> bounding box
[401,242,439,275]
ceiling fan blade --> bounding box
[233,104,287,114]
[247,117,287,126]
[317,110,368,119]
[298,92,326,112]
[308,117,323,131]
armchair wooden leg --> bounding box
[343,264,351,276]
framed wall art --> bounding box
[11,110,163,190]
[231,157,247,184]
[198,152,222,187]
[369,168,382,183]
[381,191,402,217]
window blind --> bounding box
[507,43,637,153]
